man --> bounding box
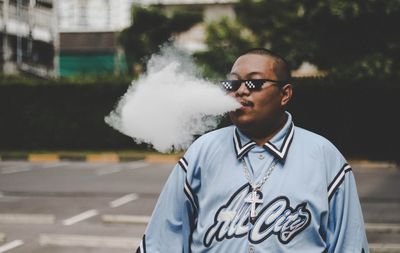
[136,48,369,252]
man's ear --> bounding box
[280,84,293,107]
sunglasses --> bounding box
[220,79,288,92]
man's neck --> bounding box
[240,113,288,146]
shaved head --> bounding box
[239,48,291,82]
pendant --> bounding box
[245,188,263,219]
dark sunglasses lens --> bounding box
[245,80,265,90]
[220,80,241,91]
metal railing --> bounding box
[1,4,53,30]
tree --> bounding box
[200,0,400,79]
[194,18,257,79]
[119,5,202,75]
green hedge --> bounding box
[0,77,398,160]
[288,77,399,160]
[0,82,147,150]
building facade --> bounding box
[1,0,238,77]
[0,0,58,77]
[57,0,133,77]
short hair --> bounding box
[239,48,291,81]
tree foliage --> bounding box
[201,0,400,79]
[119,5,202,74]
[194,18,257,79]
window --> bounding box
[36,0,53,8]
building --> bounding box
[0,0,241,78]
[0,0,58,77]
[57,0,133,77]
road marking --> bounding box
[102,214,150,224]
[96,168,121,176]
[366,223,400,233]
[1,167,31,175]
[0,213,55,224]
[369,243,400,252]
[109,193,138,208]
[62,209,98,226]
[39,234,141,249]
[0,233,5,244]
[126,161,149,170]
[0,240,24,253]
[42,163,67,169]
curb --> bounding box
[144,154,181,163]
[0,153,180,163]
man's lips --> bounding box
[239,100,253,107]
[236,100,254,111]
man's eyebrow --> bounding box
[228,71,265,78]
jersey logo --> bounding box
[203,184,311,247]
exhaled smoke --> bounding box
[105,46,240,153]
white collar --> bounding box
[233,112,295,161]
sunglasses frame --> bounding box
[220,79,288,92]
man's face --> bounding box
[228,54,286,131]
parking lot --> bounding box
[0,160,399,252]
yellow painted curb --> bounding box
[86,153,119,163]
[28,154,60,162]
[145,154,180,163]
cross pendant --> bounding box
[245,189,263,219]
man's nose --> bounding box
[235,82,250,96]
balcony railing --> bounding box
[1,4,54,30]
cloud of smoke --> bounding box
[105,46,240,153]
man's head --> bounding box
[226,48,293,139]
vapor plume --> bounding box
[105,46,240,153]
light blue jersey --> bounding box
[137,112,369,253]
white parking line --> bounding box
[369,243,400,252]
[102,214,150,224]
[0,213,55,224]
[0,233,6,244]
[62,209,99,226]
[1,167,31,175]
[42,163,67,169]
[39,234,140,249]
[0,240,24,253]
[126,161,149,170]
[109,193,138,208]
[365,223,400,233]
[96,168,121,176]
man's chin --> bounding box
[229,114,255,130]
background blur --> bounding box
[0,0,399,160]
[0,0,399,252]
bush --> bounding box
[288,77,399,160]
[0,77,398,160]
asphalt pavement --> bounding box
[0,160,399,253]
